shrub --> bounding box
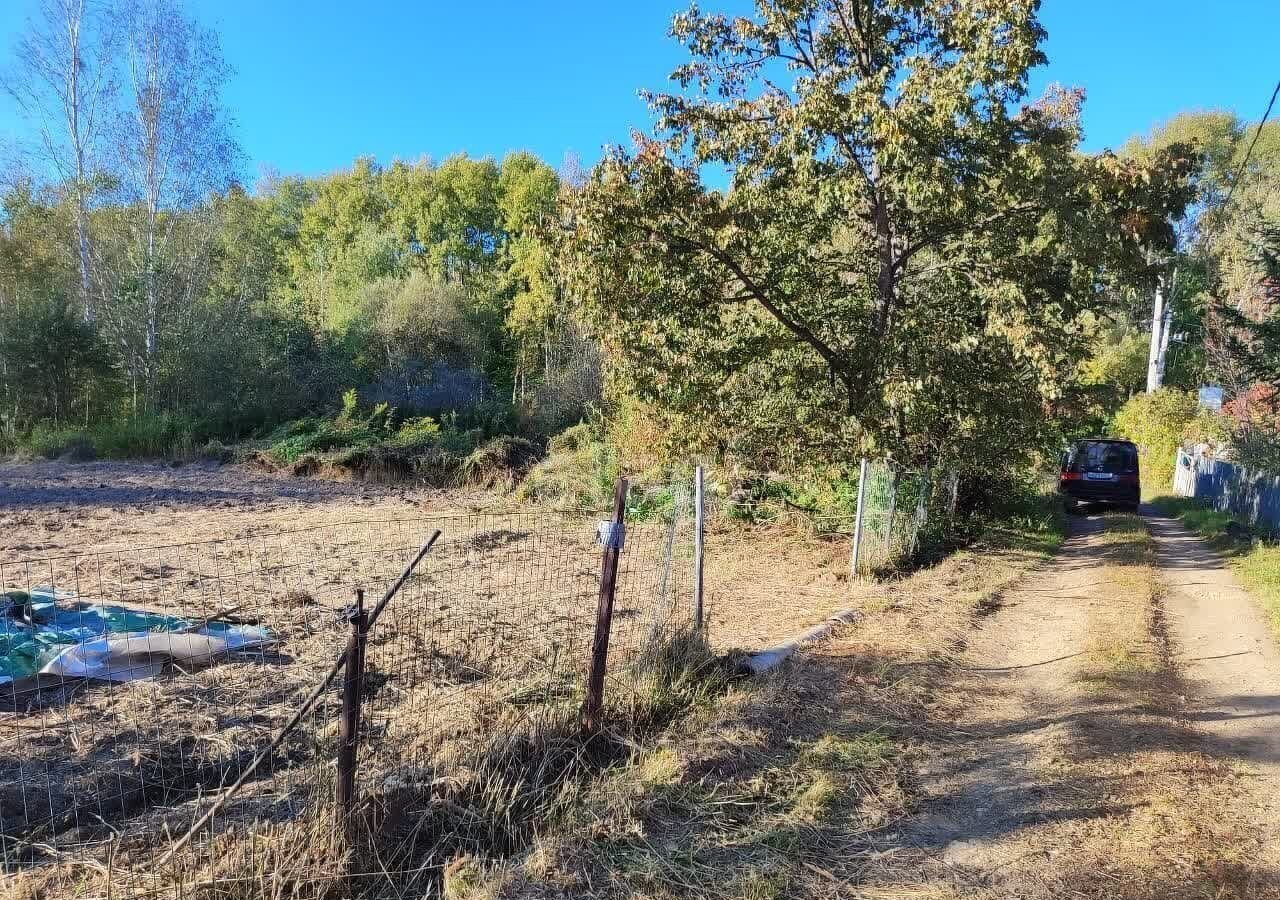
[26,423,91,459]
[258,399,458,483]
[268,421,356,463]
[90,414,203,459]
[17,414,204,461]
[518,425,619,510]
[460,436,542,492]
[391,416,443,450]
[1112,388,1201,492]
[0,418,16,456]
[548,422,595,455]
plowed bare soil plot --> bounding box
[0,461,697,894]
[0,459,484,555]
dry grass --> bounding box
[4,627,727,900]
[1076,514,1166,695]
[469,514,1061,899]
[701,507,1058,651]
[0,497,708,898]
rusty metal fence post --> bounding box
[582,477,628,733]
[337,588,368,841]
[156,534,440,869]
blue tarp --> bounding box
[1,587,271,685]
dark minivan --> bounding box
[1059,438,1141,512]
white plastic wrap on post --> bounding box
[596,521,626,550]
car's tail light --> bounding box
[1060,471,1081,481]
[1118,472,1138,485]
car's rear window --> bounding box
[1065,441,1138,474]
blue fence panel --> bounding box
[1177,450,1280,533]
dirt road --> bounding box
[875,508,1280,898]
[1152,510,1280,871]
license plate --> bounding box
[1085,472,1114,481]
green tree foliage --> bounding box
[0,140,586,449]
[561,0,1194,472]
[1124,111,1280,401]
[2,0,583,448]
[1112,388,1206,491]
[1216,223,1280,375]
[0,295,113,427]
[1081,325,1149,398]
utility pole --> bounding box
[1146,266,1177,393]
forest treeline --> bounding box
[0,150,588,439]
[2,0,1280,507]
[0,0,591,465]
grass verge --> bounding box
[1076,513,1168,696]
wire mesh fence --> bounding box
[696,459,961,579]
[786,459,961,578]
[0,458,959,897]
[846,460,960,577]
[1,480,700,899]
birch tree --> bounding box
[113,0,236,396]
[3,0,114,321]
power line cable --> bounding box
[1224,78,1280,208]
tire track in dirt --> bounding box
[867,511,1280,899]
[893,514,1106,878]
[1148,507,1280,873]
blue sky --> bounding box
[1,0,1276,181]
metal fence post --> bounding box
[337,588,368,843]
[884,470,898,560]
[157,535,439,869]
[693,465,705,630]
[583,477,628,733]
[850,457,869,579]
[910,464,931,559]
